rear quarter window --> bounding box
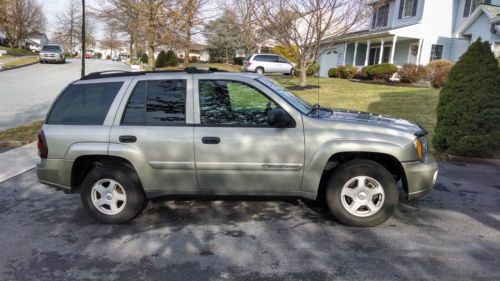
[46,82,123,125]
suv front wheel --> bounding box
[80,166,146,224]
[326,160,398,227]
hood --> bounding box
[321,108,426,137]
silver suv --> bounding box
[243,54,295,75]
[39,44,66,64]
[36,68,438,226]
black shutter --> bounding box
[485,0,491,5]
[372,10,377,28]
[412,0,418,17]
[463,0,472,17]
[398,0,404,19]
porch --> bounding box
[342,35,424,68]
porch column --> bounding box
[416,38,423,65]
[343,42,348,65]
[378,38,385,64]
[389,35,397,64]
[364,40,371,66]
[353,41,359,66]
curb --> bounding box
[447,154,500,166]
[0,60,38,72]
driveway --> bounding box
[0,59,130,131]
[0,162,498,280]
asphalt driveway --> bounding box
[0,162,499,280]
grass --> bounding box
[0,120,43,146]
[0,46,38,56]
[275,77,440,136]
[156,62,242,72]
[1,56,38,69]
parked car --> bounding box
[243,54,295,75]
[39,44,65,64]
[36,68,438,227]
[84,53,94,59]
[112,56,121,61]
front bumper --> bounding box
[402,156,438,200]
[39,54,63,61]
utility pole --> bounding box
[81,0,86,78]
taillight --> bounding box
[37,130,48,159]
[248,60,253,66]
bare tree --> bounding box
[230,0,261,54]
[1,0,46,48]
[179,0,207,63]
[54,0,80,52]
[257,0,368,86]
[100,20,122,57]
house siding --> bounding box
[463,13,495,42]
[391,0,426,28]
[449,38,471,61]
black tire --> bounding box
[256,67,264,75]
[325,160,398,227]
[80,165,146,224]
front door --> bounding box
[193,77,305,193]
[109,74,197,193]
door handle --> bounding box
[119,135,137,143]
[202,137,220,144]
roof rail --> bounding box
[80,66,228,80]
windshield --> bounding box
[256,77,312,114]
[42,45,62,52]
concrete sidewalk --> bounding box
[0,142,38,183]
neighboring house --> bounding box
[175,43,210,62]
[318,0,500,77]
[24,33,49,52]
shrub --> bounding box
[140,53,148,64]
[155,50,168,67]
[336,64,358,79]
[426,60,454,88]
[433,39,500,157]
[165,50,177,66]
[233,56,245,65]
[106,55,111,60]
[189,56,199,63]
[272,44,298,64]
[398,64,428,83]
[328,68,338,78]
[95,52,102,59]
[359,63,397,80]
[306,62,319,76]
[497,56,500,65]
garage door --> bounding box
[319,50,339,78]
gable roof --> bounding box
[457,4,500,36]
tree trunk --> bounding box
[184,28,190,64]
[299,66,307,87]
[148,44,155,70]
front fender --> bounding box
[301,139,408,194]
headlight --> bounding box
[414,136,429,162]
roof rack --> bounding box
[80,66,228,80]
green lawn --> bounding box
[0,46,38,56]
[275,77,440,136]
[1,56,38,68]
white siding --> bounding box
[449,38,470,61]
[391,0,426,28]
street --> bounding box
[0,59,130,131]
[0,162,498,280]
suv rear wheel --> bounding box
[325,160,398,227]
[80,165,146,224]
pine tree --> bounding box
[155,50,168,67]
[433,39,500,157]
[165,50,177,67]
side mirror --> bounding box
[267,108,293,127]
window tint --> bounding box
[122,80,186,125]
[254,55,278,62]
[278,56,289,63]
[430,45,443,61]
[199,80,279,127]
[47,82,123,125]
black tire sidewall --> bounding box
[326,160,399,227]
[80,166,145,224]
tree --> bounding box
[204,9,244,63]
[230,0,261,54]
[257,0,368,86]
[100,20,122,57]
[54,0,80,52]
[0,0,46,48]
[155,50,168,67]
[179,0,207,64]
[433,39,500,157]
[165,50,177,66]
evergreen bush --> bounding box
[433,39,500,157]
[140,53,148,64]
[359,63,397,80]
[328,68,338,78]
[155,50,168,67]
[165,50,177,66]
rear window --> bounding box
[46,82,123,125]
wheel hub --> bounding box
[340,176,385,217]
[357,191,367,200]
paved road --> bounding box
[0,59,130,131]
[0,162,499,280]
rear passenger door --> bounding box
[109,74,197,195]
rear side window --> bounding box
[254,55,278,62]
[122,80,186,125]
[47,82,123,125]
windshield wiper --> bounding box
[307,104,333,116]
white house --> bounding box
[24,33,49,51]
[318,0,500,77]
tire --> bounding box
[80,165,146,224]
[63,58,66,63]
[256,67,264,75]
[325,160,398,227]
[289,68,295,76]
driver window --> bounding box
[199,80,278,126]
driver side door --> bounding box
[193,77,305,194]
